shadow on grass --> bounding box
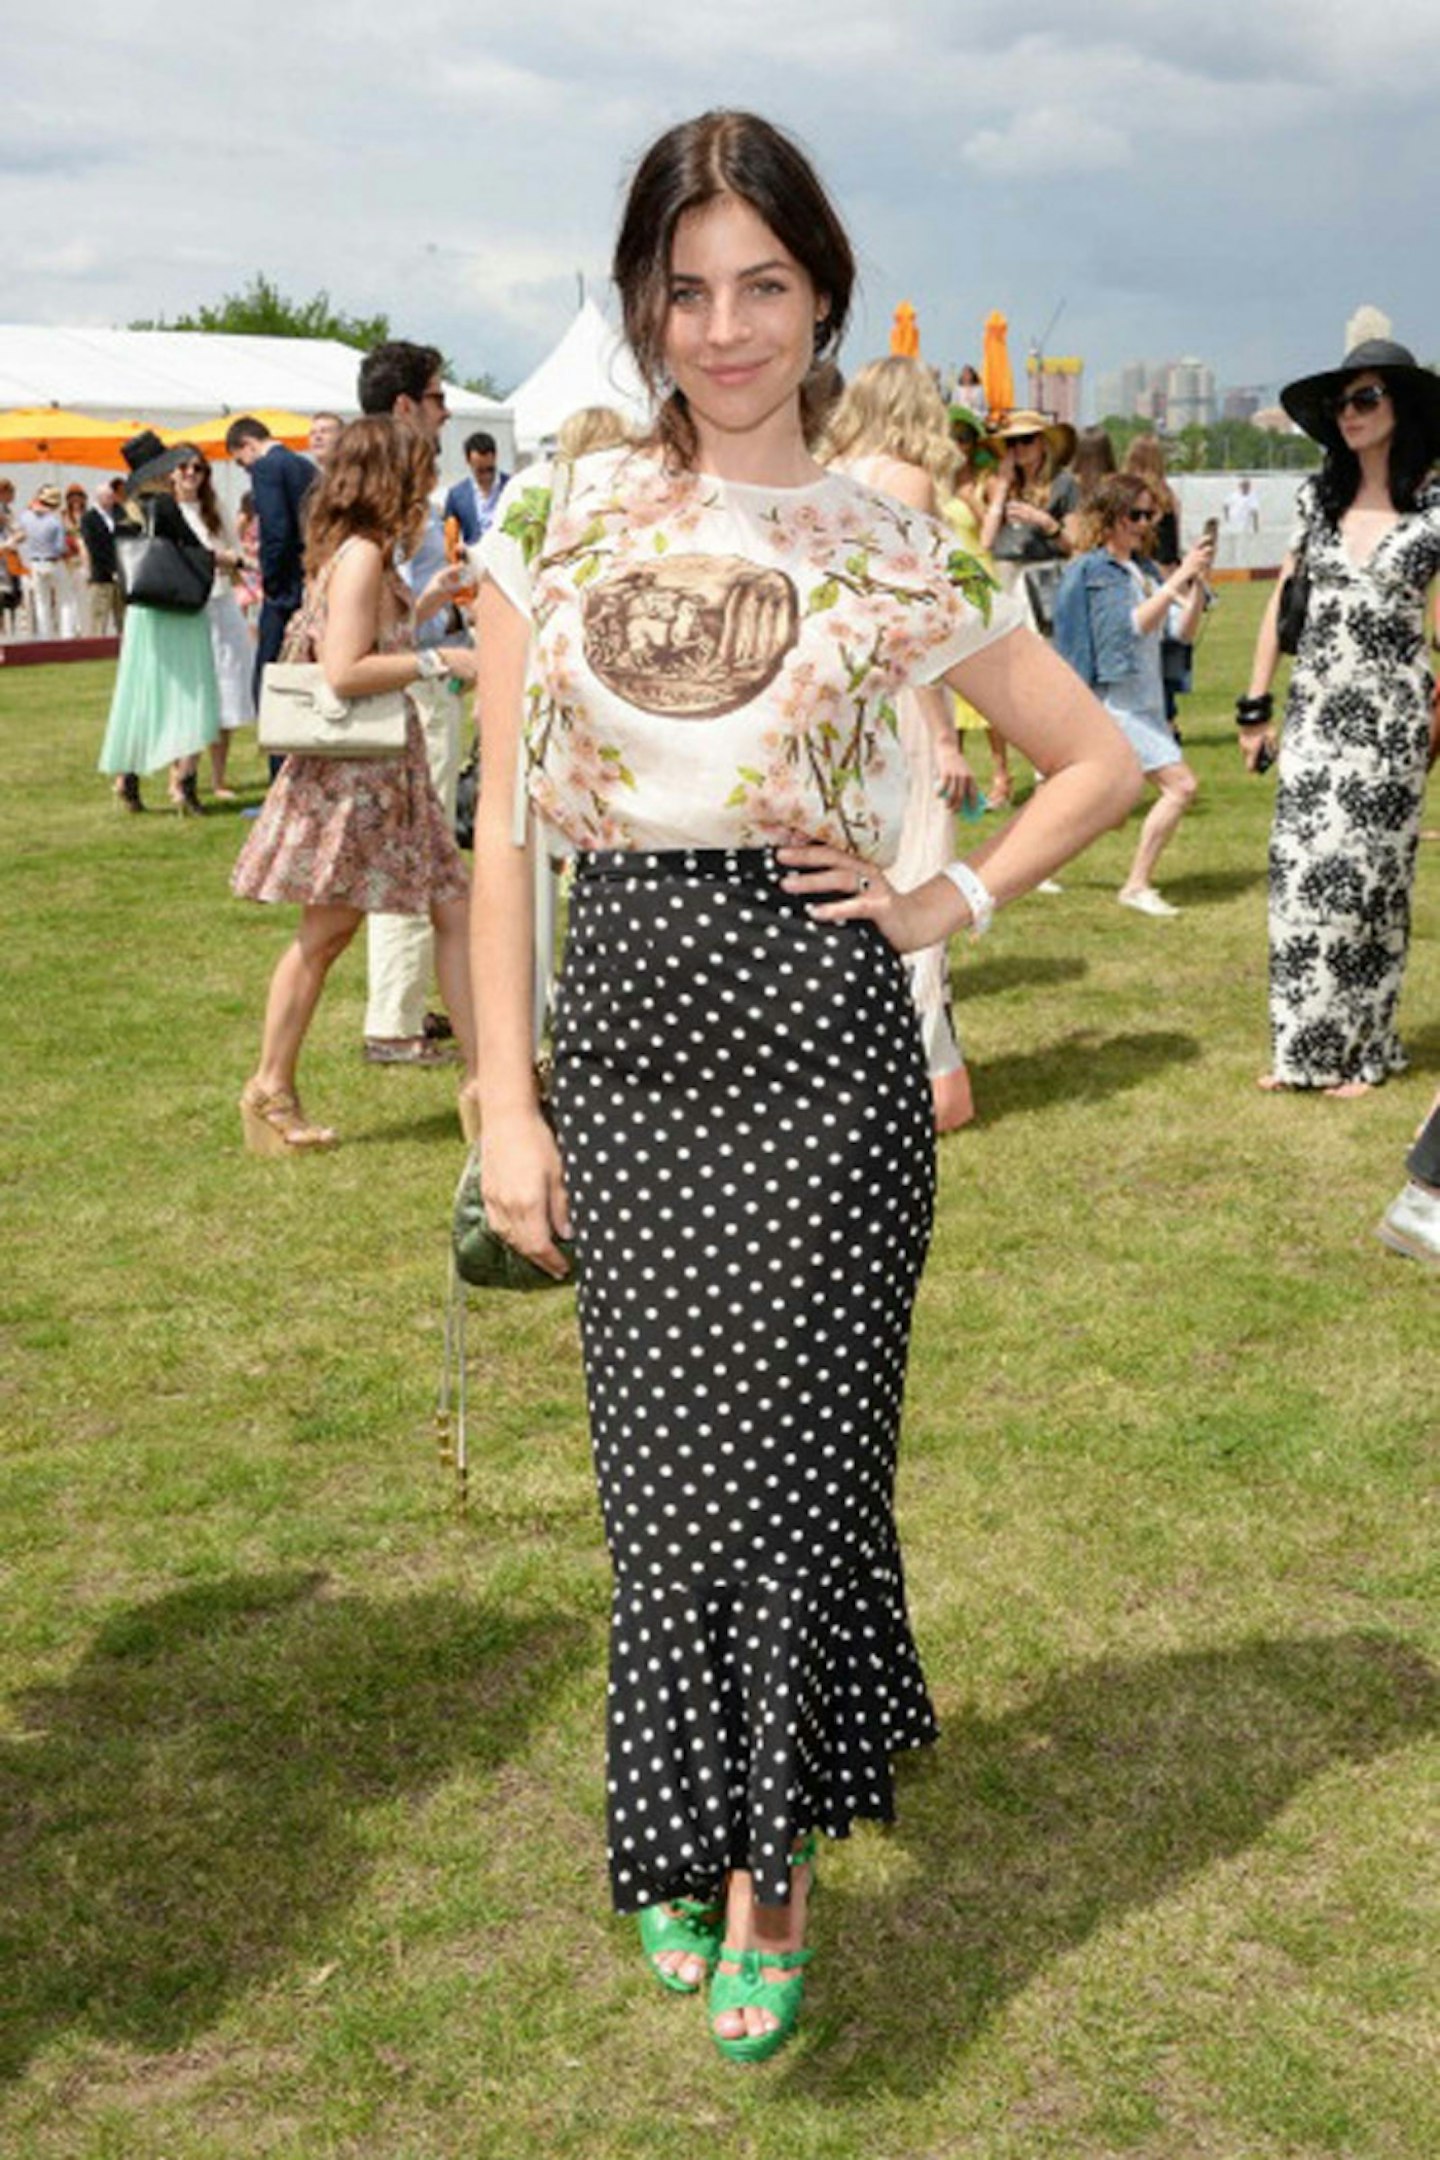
[0,1572,591,2081]
[972,1027,1201,1121]
[791,1631,1440,2099]
[957,954,1088,1002]
[1155,865,1268,906]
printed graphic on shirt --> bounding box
[582,555,799,718]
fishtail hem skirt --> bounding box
[552,848,939,1914]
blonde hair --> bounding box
[824,356,958,492]
[1122,433,1178,518]
[555,406,632,461]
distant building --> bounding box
[1347,303,1393,350]
[1166,357,1217,431]
[1222,388,1263,422]
[1026,353,1082,427]
[1252,405,1300,435]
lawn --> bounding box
[1,587,1437,2160]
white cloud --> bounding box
[961,105,1132,180]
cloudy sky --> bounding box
[7,1,1438,413]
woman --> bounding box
[173,449,256,799]
[60,484,89,637]
[235,491,263,625]
[1238,337,1440,1096]
[975,408,1077,802]
[96,431,222,816]
[471,110,1138,2064]
[1122,434,1181,570]
[233,417,479,1154]
[1053,474,1211,916]
[826,354,982,1131]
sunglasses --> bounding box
[1124,508,1157,524]
[1332,383,1388,417]
[1006,432,1041,447]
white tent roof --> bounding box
[0,325,516,488]
[508,301,650,453]
[0,325,509,425]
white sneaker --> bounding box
[1035,878,1063,895]
[1376,1180,1440,1266]
[1118,886,1179,918]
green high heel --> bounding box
[709,1834,817,2065]
[637,1897,723,1994]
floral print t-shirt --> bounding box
[478,445,1022,863]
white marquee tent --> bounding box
[0,325,515,491]
[508,301,649,455]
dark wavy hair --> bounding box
[1316,372,1433,522]
[613,110,854,470]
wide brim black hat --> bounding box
[120,428,200,495]
[1280,338,1440,453]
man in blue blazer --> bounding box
[225,416,316,706]
[442,432,507,545]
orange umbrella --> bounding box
[981,312,1014,418]
[889,302,920,358]
[0,407,139,466]
[162,409,313,457]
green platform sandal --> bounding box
[637,1897,723,1994]
[709,1834,817,2065]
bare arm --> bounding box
[781,627,1142,947]
[468,577,571,1275]
[1132,537,1213,637]
[317,541,475,696]
[1235,551,1294,771]
[977,470,1011,552]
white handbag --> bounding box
[256,664,409,759]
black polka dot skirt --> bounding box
[552,848,939,1912]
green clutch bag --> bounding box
[451,1145,576,1291]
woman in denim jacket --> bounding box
[1054,473,1212,916]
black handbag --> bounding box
[454,745,478,850]
[1276,541,1310,657]
[115,508,214,614]
[1021,558,1064,638]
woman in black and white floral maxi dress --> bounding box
[1239,338,1440,1096]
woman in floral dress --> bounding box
[826,354,982,1130]
[1239,338,1440,1096]
[233,418,478,1153]
[470,110,1138,2065]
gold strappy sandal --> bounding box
[239,1080,339,1157]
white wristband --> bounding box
[942,859,995,938]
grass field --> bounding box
[2,588,1438,2160]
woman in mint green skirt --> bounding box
[97,432,220,814]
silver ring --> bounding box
[856,874,871,893]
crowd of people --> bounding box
[14,104,1440,2074]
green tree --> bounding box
[132,273,390,352]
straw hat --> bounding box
[984,408,1077,466]
[1280,338,1440,455]
[34,484,62,509]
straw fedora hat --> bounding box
[34,484,62,509]
[984,408,1077,466]
[1280,338,1440,455]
